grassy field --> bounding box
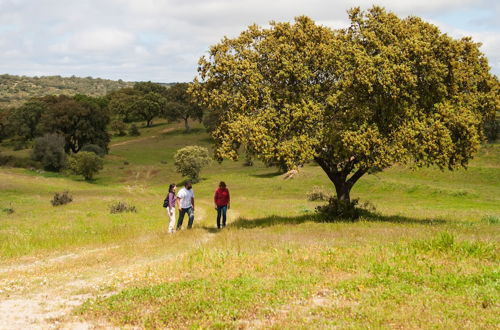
[0,121,498,328]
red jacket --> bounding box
[214,188,230,207]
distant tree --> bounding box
[131,92,166,127]
[174,146,211,182]
[31,133,66,171]
[110,119,128,136]
[0,108,12,142]
[80,144,105,157]
[164,83,203,132]
[107,88,142,122]
[9,100,46,140]
[67,151,104,181]
[39,95,110,153]
[128,123,141,136]
[133,81,168,95]
[191,7,499,202]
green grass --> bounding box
[1,120,499,328]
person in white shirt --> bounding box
[176,181,195,229]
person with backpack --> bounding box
[214,181,230,229]
[176,181,195,230]
[163,183,178,233]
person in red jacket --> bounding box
[214,181,230,229]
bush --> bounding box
[316,198,375,221]
[67,151,104,181]
[51,191,73,206]
[1,206,14,214]
[80,144,105,157]
[31,133,66,171]
[110,201,137,214]
[307,186,331,201]
[110,120,127,136]
[128,124,140,136]
[174,145,211,182]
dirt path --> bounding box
[0,225,216,329]
[109,127,176,148]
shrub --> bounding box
[31,133,67,171]
[316,198,375,221]
[67,151,104,181]
[51,191,73,206]
[110,201,137,214]
[128,124,140,136]
[2,206,14,214]
[80,144,105,157]
[174,145,211,182]
[110,120,127,136]
[307,186,331,201]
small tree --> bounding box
[67,151,104,181]
[129,123,140,136]
[164,83,204,132]
[31,133,66,171]
[110,120,128,136]
[174,146,211,182]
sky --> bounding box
[0,0,499,82]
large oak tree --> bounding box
[190,7,499,202]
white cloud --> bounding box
[0,0,498,81]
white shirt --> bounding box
[177,187,194,209]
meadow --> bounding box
[0,121,498,328]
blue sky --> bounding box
[0,0,499,82]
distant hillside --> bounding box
[0,74,135,107]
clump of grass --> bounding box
[481,215,499,225]
[306,186,331,201]
[2,206,14,214]
[412,232,497,259]
[51,191,73,206]
[110,201,137,214]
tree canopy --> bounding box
[164,83,203,131]
[39,95,110,153]
[190,7,499,201]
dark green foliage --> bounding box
[107,88,142,122]
[109,201,137,214]
[0,153,39,168]
[31,133,67,171]
[51,191,73,206]
[0,108,12,142]
[164,83,203,131]
[9,100,46,140]
[131,92,166,127]
[484,112,499,142]
[133,81,167,95]
[39,95,110,153]
[81,144,105,157]
[128,124,140,136]
[316,197,373,220]
[110,120,127,136]
[67,151,104,181]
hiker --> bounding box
[163,183,177,233]
[214,181,230,229]
[177,181,195,230]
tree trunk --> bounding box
[184,118,190,132]
[333,180,351,201]
[314,157,368,203]
[146,119,153,127]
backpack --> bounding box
[163,192,171,208]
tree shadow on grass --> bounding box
[250,171,283,179]
[227,211,447,229]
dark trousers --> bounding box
[177,207,194,229]
[217,205,227,228]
